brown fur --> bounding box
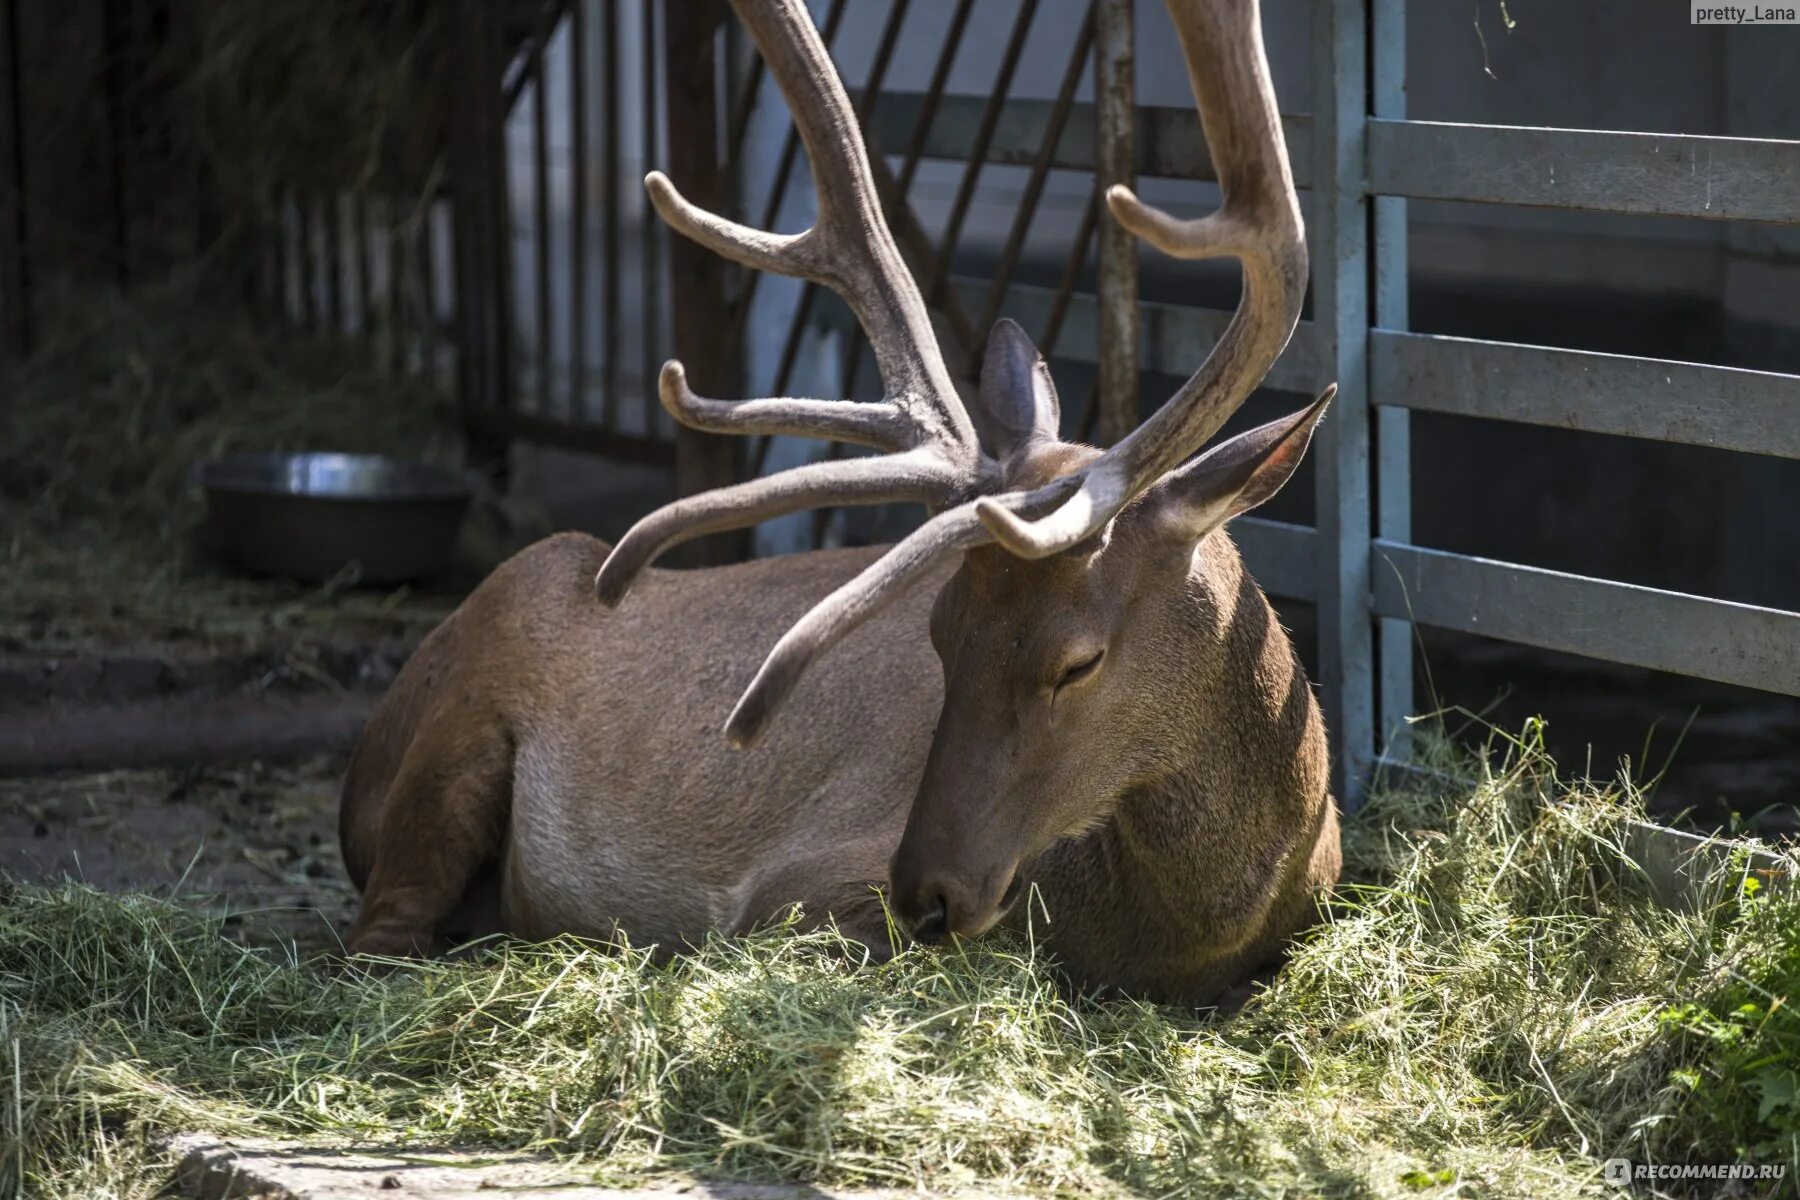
[341,505,1338,1004]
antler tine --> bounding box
[597,0,982,608]
[977,0,1307,557]
[594,447,959,607]
[656,361,914,453]
[724,504,992,748]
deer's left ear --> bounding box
[974,318,1062,465]
[1140,385,1334,543]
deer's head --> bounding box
[595,0,1322,944]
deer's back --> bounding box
[341,532,945,947]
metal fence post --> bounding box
[1093,0,1137,446]
[1372,0,1412,767]
[664,0,743,564]
[1312,0,1373,806]
[449,0,514,484]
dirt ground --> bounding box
[0,755,359,948]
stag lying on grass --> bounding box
[340,0,1339,1004]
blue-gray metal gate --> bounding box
[1265,0,1800,800]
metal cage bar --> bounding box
[1092,0,1137,446]
[1372,0,1411,767]
[1313,0,1374,805]
[569,0,588,423]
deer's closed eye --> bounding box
[1055,649,1106,692]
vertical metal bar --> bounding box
[450,0,513,480]
[384,197,402,373]
[418,201,438,372]
[724,56,764,169]
[533,6,553,416]
[974,3,1094,372]
[1313,0,1373,806]
[298,195,318,329]
[602,0,621,430]
[353,191,374,344]
[259,201,279,318]
[664,0,739,560]
[897,0,975,196]
[769,0,909,400]
[923,0,1039,307]
[570,0,588,422]
[750,0,951,478]
[0,0,29,358]
[449,14,483,407]
[1373,0,1411,767]
[724,0,847,352]
[100,0,130,285]
[1039,189,1099,363]
[326,193,345,335]
[1092,0,1136,447]
[277,189,294,324]
[641,0,661,435]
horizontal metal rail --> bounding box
[1367,119,1800,225]
[1232,517,1319,603]
[1371,541,1800,698]
[872,98,1800,228]
[871,93,1315,187]
[948,276,1324,393]
[1372,330,1800,460]
[1232,521,1800,701]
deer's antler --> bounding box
[598,0,1310,749]
[976,0,1306,557]
[592,0,987,604]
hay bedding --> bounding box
[3,728,1796,1199]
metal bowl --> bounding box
[194,453,473,585]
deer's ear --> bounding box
[974,319,1062,463]
[1142,385,1334,543]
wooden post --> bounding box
[663,0,742,564]
[1092,0,1138,447]
[1313,0,1373,806]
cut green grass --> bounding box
[3,724,1795,1199]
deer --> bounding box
[339,0,1340,1006]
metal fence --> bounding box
[1242,0,1800,800]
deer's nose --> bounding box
[890,856,1016,944]
[909,895,949,944]
[890,851,963,944]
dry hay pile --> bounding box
[3,726,1797,1198]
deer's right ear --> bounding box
[974,319,1062,464]
[1142,385,1335,544]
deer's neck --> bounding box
[1029,535,1334,999]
